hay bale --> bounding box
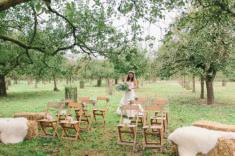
[14,112,46,120]
[211,138,235,156]
[193,120,235,132]
[197,138,235,156]
[25,120,38,139]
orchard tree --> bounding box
[157,6,234,104]
[85,60,115,87]
[110,46,148,79]
[0,0,122,96]
[2,0,226,97]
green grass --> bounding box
[0,81,235,156]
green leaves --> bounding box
[156,0,235,80]
[35,2,42,12]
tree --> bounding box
[1,0,219,96]
[156,5,235,104]
[110,46,148,79]
[0,0,122,96]
[86,60,115,87]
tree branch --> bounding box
[44,0,99,56]
[0,0,31,11]
[29,5,37,45]
[0,35,46,53]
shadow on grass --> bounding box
[0,90,63,101]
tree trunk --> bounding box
[192,75,196,93]
[97,78,102,87]
[80,80,85,89]
[136,80,140,88]
[27,78,32,85]
[115,78,118,84]
[222,80,226,87]
[0,74,7,96]
[53,74,59,91]
[6,79,11,90]
[42,80,46,85]
[14,78,18,84]
[107,79,113,95]
[182,75,186,88]
[69,76,72,85]
[200,76,205,99]
[34,79,38,88]
[206,79,214,105]
[65,87,77,102]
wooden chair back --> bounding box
[97,96,109,101]
[135,97,147,105]
[68,102,81,109]
[79,97,95,106]
[151,98,168,105]
[79,97,90,102]
[119,104,142,124]
[45,102,65,118]
[96,96,109,109]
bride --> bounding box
[117,71,143,116]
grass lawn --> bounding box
[0,80,234,156]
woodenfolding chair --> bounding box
[134,98,148,126]
[151,98,169,133]
[38,102,64,138]
[92,96,110,128]
[69,101,91,131]
[59,105,82,140]
[135,97,147,105]
[117,104,142,150]
[79,97,96,106]
[64,99,74,106]
[143,106,164,151]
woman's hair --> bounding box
[126,71,135,82]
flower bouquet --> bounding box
[116,83,129,91]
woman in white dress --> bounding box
[117,71,143,117]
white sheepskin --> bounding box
[168,126,235,156]
[0,118,28,144]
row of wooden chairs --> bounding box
[117,98,169,151]
[73,96,110,129]
[38,96,110,140]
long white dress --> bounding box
[120,81,136,105]
[116,81,143,117]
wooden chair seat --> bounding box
[143,125,163,129]
[59,120,81,140]
[118,124,137,128]
[38,119,58,138]
[93,108,106,112]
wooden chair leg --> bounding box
[160,128,164,152]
